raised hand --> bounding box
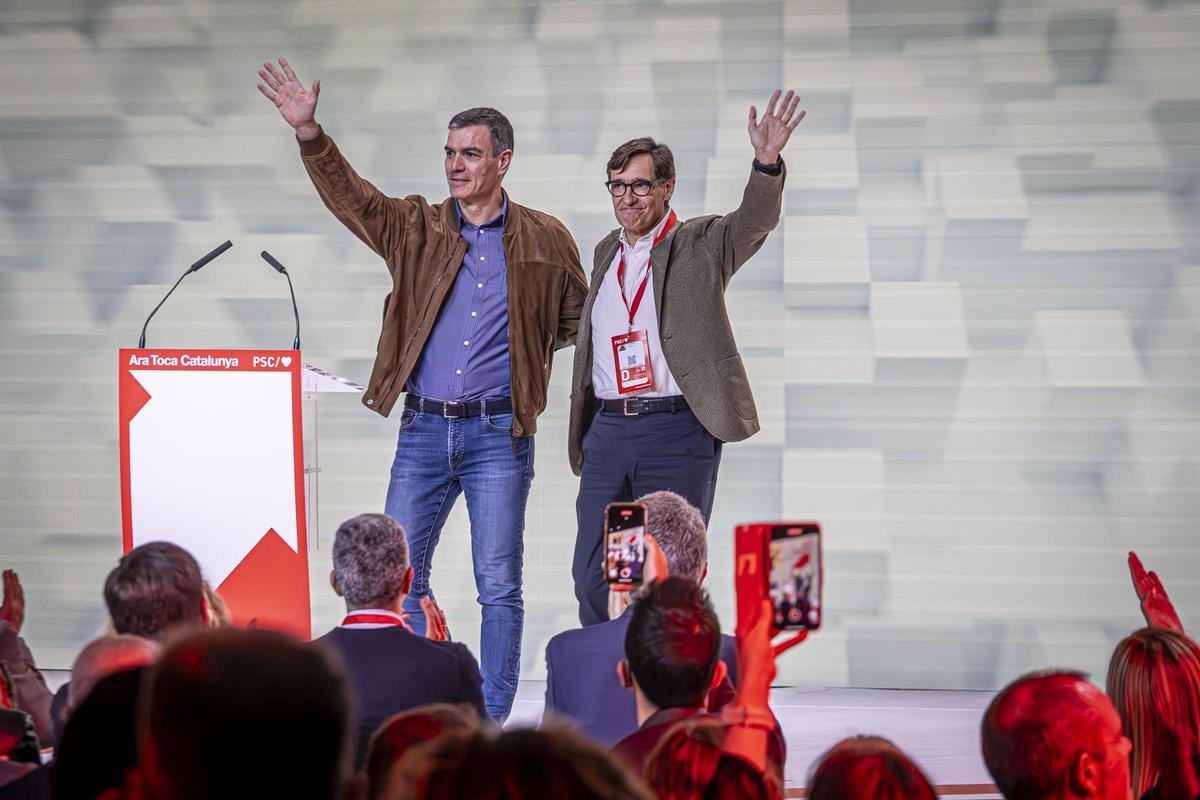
[748,89,805,165]
[421,596,450,642]
[1129,551,1184,632]
[0,570,26,634]
[257,57,321,140]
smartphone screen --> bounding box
[605,502,647,587]
[767,523,821,630]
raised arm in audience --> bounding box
[1129,551,1185,633]
[721,597,806,777]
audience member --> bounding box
[52,666,147,800]
[104,541,210,639]
[612,577,732,772]
[544,491,738,745]
[0,570,52,746]
[138,627,356,800]
[644,719,775,800]
[314,513,486,765]
[363,703,478,800]
[387,722,655,800]
[66,634,160,713]
[807,735,936,800]
[1107,627,1200,799]
[981,670,1132,800]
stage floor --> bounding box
[508,681,1001,798]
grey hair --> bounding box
[448,107,514,155]
[639,491,707,582]
[332,513,410,607]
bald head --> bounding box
[982,671,1131,800]
[69,634,160,711]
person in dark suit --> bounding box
[543,491,737,747]
[313,513,487,764]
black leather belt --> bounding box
[598,395,689,416]
[405,394,512,418]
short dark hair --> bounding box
[808,736,936,800]
[625,577,720,710]
[412,724,655,800]
[448,107,514,155]
[332,513,410,608]
[104,541,206,640]
[981,670,1105,800]
[607,137,675,180]
[645,720,773,800]
[140,628,353,800]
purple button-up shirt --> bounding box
[404,195,511,401]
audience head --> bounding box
[104,541,208,640]
[68,634,160,712]
[394,723,655,800]
[982,670,1132,800]
[639,491,708,583]
[331,513,412,610]
[645,719,775,800]
[364,703,478,800]
[807,735,935,800]
[622,577,724,712]
[54,666,149,800]
[1106,626,1200,798]
[202,581,231,627]
[138,627,354,800]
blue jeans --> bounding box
[383,400,533,718]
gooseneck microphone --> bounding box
[138,240,233,348]
[261,251,301,351]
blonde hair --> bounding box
[1106,627,1200,797]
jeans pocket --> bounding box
[398,408,420,429]
[485,412,514,433]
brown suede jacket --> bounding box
[299,129,588,438]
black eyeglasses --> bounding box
[605,178,667,197]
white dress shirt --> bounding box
[590,211,684,400]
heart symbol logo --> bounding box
[281,356,292,367]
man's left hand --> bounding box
[421,596,450,642]
[0,570,25,634]
[748,89,805,165]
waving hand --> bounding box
[748,89,805,165]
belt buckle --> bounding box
[623,398,639,417]
[443,401,466,418]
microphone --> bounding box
[138,240,232,348]
[261,251,301,351]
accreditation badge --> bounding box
[612,330,654,394]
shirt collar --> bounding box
[619,207,673,250]
[455,191,508,230]
[641,705,704,731]
[340,608,406,626]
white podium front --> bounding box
[119,349,311,637]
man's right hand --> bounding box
[1129,551,1185,633]
[257,57,321,141]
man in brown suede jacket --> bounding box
[258,57,587,719]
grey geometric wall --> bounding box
[1,0,1197,691]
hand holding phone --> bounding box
[605,502,647,590]
[735,522,823,634]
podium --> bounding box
[117,348,358,638]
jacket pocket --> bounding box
[717,353,756,421]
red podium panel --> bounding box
[118,349,310,638]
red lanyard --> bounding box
[342,612,406,627]
[617,210,677,327]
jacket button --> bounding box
[366,398,374,406]
[514,426,521,435]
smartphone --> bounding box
[605,502,647,587]
[767,524,822,630]
[735,522,823,632]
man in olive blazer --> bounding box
[568,90,805,625]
